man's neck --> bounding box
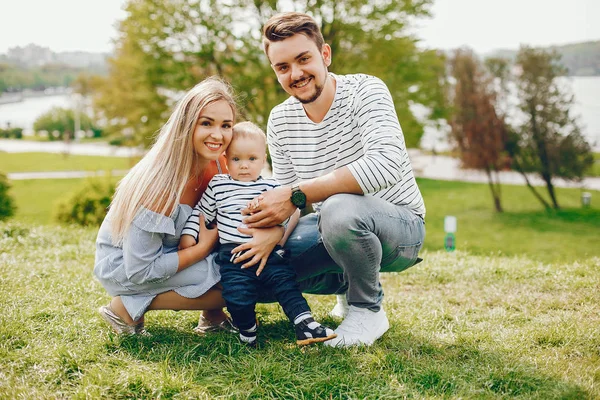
[303,74,336,123]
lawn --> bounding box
[417,178,600,262]
[10,177,599,263]
[0,223,598,398]
[9,177,120,224]
[0,152,137,173]
[2,176,600,398]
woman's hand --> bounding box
[231,225,285,276]
[198,214,219,249]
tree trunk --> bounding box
[530,105,560,210]
[543,175,560,209]
[492,169,503,213]
[485,166,503,212]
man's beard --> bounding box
[293,73,328,104]
[295,79,324,104]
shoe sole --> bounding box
[296,333,338,346]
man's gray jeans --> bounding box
[283,194,426,311]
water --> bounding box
[0,94,72,132]
[1,77,599,150]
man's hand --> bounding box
[241,186,296,228]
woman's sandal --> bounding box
[98,304,150,336]
[193,314,238,335]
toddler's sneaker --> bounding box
[295,317,337,346]
[324,305,389,347]
[239,323,258,348]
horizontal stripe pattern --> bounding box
[267,73,425,216]
[182,174,280,244]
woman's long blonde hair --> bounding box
[109,77,237,245]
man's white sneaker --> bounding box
[324,305,389,347]
[328,294,350,319]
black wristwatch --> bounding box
[290,183,307,209]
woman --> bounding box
[94,77,281,335]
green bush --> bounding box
[33,107,100,140]
[0,172,17,221]
[53,176,115,226]
[107,136,126,146]
[0,127,24,139]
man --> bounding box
[241,12,426,347]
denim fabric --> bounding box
[217,244,310,330]
[283,194,426,311]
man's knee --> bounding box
[319,194,366,235]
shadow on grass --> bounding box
[109,319,589,399]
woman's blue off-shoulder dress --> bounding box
[94,204,220,321]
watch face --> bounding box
[291,190,306,207]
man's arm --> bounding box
[344,77,407,194]
[241,167,361,228]
[295,166,362,204]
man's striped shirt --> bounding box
[267,73,426,217]
[182,174,280,244]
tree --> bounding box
[33,107,100,140]
[71,73,106,98]
[449,49,508,212]
[484,56,511,114]
[510,47,594,210]
[93,0,447,148]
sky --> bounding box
[415,0,600,54]
[0,0,127,54]
[0,0,599,55]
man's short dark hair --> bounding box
[262,12,325,59]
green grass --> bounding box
[7,177,600,262]
[418,179,600,262]
[0,223,598,398]
[0,152,136,173]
